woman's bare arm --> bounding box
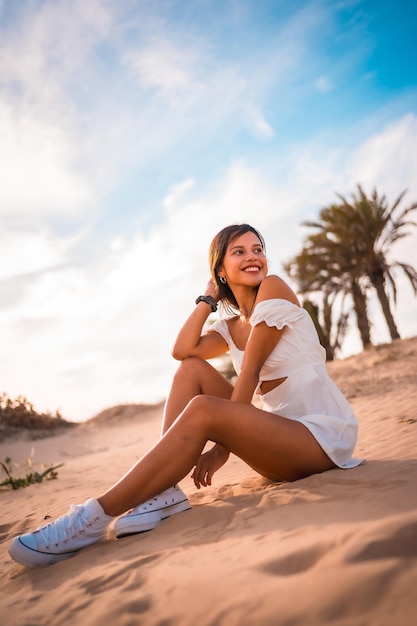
[172,280,228,361]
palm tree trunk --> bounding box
[371,272,401,340]
[351,281,372,349]
[303,300,334,361]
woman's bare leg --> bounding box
[160,357,234,435]
[98,394,335,517]
[103,358,233,514]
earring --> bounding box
[219,276,227,284]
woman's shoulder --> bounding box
[257,275,300,306]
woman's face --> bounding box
[219,231,268,287]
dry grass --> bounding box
[0,393,76,442]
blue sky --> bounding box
[1,0,416,421]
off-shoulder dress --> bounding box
[210,298,362,469]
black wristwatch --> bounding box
[195,295,218,312]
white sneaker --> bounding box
[8,498,113,568]
[114,486,191,538]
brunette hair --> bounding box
[208,224,266,312]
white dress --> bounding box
[210,298,362,469]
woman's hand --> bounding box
[204,278,219,301]
[171,276,227,361]
[191,444,230,489]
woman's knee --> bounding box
[174,356,210,380]
[174,357,229,395]
[180,395,219,427]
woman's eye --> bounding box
[230,246,263,255]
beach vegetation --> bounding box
[0,392,75,440]
[0,450,63,490]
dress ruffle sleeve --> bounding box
[250,299,307,330]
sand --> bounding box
[1,337,417,625]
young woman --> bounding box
[9,223,361,567]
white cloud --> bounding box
[348,113,417,200]
[0,0,112,94]
[0,102,93,217]
[0,1,116,221]
[0,228,76,281]
[127,39,199,94]
[247,107,275,139]
[163,178,195,212]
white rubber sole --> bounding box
[9,536,77,568]
[115,499,191,538]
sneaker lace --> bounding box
[130,496,159,514]
[129,487,181,515]
[36,504,91,547]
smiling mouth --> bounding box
[243,266,260,272]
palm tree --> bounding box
[285,185,417,352]
[284,225,372,353]
[302,296,349,361]
[335,185,417,340]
